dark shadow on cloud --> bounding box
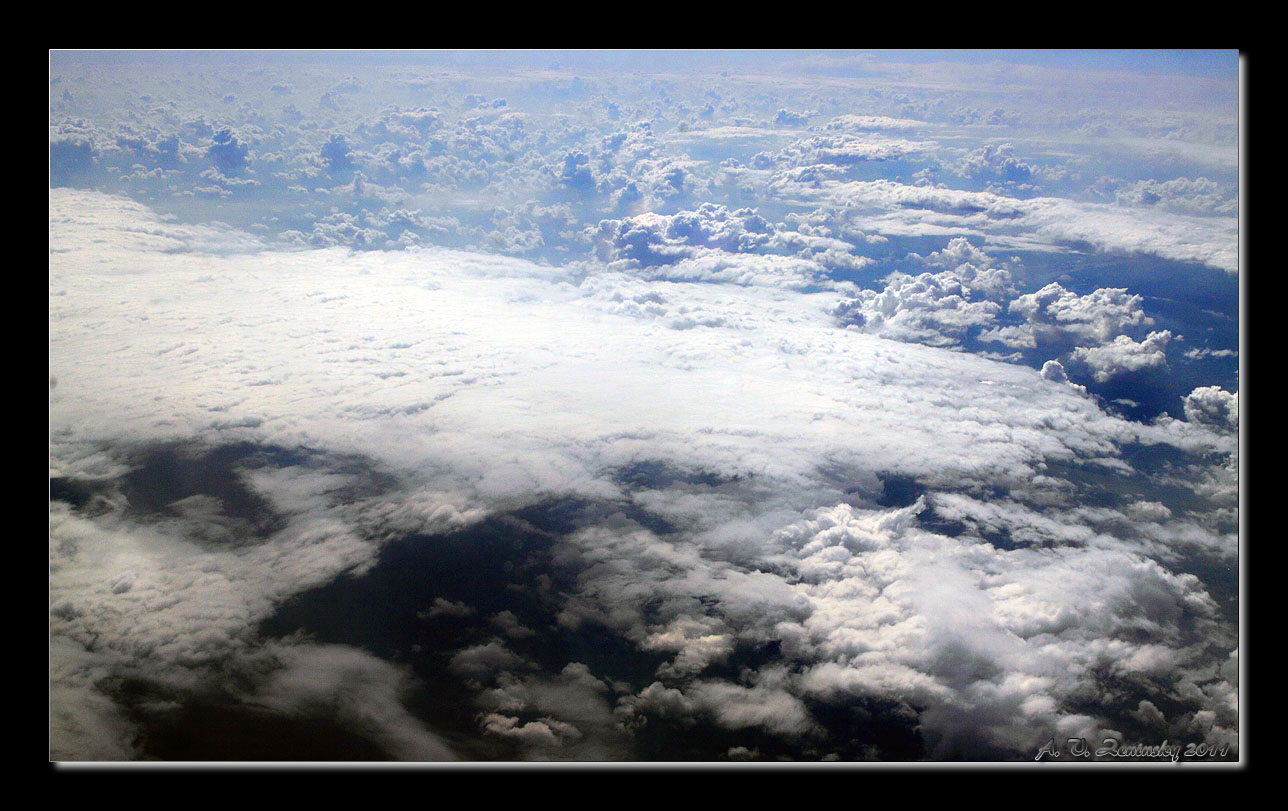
[50,443,1238,762]
[48,476,116,516]
[1177,552,1238,623]
[207,129,250,176]
[117,442,290,540]
[260,498,680,760]
[916,506,970,539]
[1057,666,1238,762]
[253,495,937,761]
[875,471,925,508]
[102,676,394,761]
[1076,364,1175,421]
[612,459,737,491]
[49,440,400,548]
[1042,450,1217,518]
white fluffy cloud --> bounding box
[752,132,933,169]
[1183,385,1239,430]
[980,282,1157,357]
[834,271,1002,347]
[832,237,1016,347]
[1072,330,1174,382]
[768,178,1238,273]
[1114,177,1236,216]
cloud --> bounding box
[207,128,250,175]
[769,178,1237,273]
[320,133,355,173]
[556,491,1237,758]
[834,270,1002,346]
[832,238,1016,347]
[419,597,476,619]
[590,205,866,290]
[987,282,1154,351]
[251,642,457,760]
[1041,359,1069,382]
[592,204,777,264]
[822,115,925,132]
[773,109,810,126]
[773,499,1231,756]
[472,661,631,759]
[1183,385,1239,430]
[1113,177,1236,216]
[448,640,526,682]
[1071,330,1174,382]
[48,48,1238,762]
[755,133,933,168]
[50,188,1232,500]
[958,144,1035,184]
[685,677,817,738]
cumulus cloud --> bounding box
[834,270,1002,346]
[987,282,1154,351]
[1041,359,1069,382]
[823,114,925,132]
[560,493,1236,759]
[590,204,869,290]
[958,143,1035,184]
[1183,385,1239,430]
[1071,330,1174,382]
[592,204,776,264]
[471,660,631,759]
[832,238,1016,347]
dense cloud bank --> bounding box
[50,185,1238,761]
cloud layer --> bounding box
[50,188,1238,760]
[49,51,1239,762]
